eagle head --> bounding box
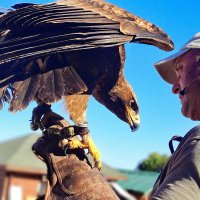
[93,78,140,131]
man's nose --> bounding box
[172,82,181,94]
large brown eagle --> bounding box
[0,0,174,132]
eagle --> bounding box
[0,0,174,133]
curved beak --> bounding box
[125,106,140,132]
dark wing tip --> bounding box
[12,3,36,9]
[134,33,174,51]
[120,17,174,52]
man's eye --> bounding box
[175,63,182,72]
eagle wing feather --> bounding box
[0,1,173,86]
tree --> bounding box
[138,152,169,172]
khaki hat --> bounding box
[154,32,200,84]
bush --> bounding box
[138,152,169,172]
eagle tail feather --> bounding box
[62,67,88,95]
[9,74,40,111]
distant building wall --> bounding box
[0,170,45,200]
[8,173,42,199]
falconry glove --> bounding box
[32,134,119,200]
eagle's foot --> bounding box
[67,132,102,170]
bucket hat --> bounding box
[154,32,200,84]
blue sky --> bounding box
[0,0,200,169]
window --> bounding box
[9,185,22,200]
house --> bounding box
[0,134,128,200]
[117,169,159,200]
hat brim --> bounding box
[154,48,189,84]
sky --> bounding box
[0,0,200,170]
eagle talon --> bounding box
[63,145,69,155]
[95,161,102,170]
[67,133,101,168]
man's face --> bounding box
[172,49,200,120]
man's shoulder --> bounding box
[173,125,200,164]
[182,124,200,143]
[150,125,200,199]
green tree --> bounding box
[138,152,169,172]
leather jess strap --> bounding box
[168,135,183,154]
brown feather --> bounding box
[57,0,173,50]
[0,1,173,82]
[64,94,90,124]
[62,67,88,95]
[9,74,40,111]
[37,71,55,103]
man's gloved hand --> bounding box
[32,134,119,200]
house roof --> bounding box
[0,134,45,172]
[100,163,127,181]
[117,169,159,194]
[0,134,126,180]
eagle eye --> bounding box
[130,99,139,112]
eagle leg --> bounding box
[67,130,102,170]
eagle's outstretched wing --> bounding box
[0,1,173,87]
